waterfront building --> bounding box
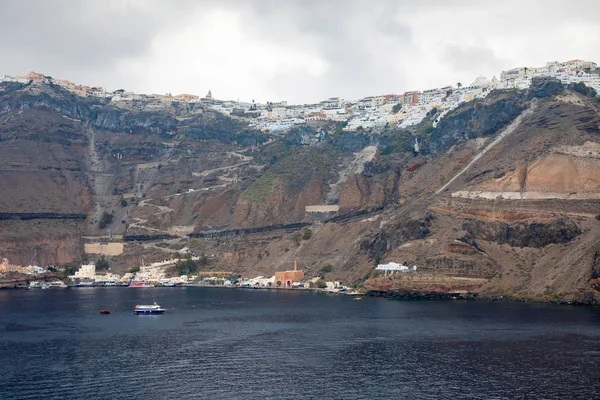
[70,264,96,280]
[274,261,305,287]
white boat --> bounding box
[29,281,48,289]
[46,281,68,288]
[76,280,95,287]
[134,302,165,315]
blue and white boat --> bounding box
[134,302,165,315]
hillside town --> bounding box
[1,59,598,135]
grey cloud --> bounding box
[0,0,599,102]
[442,44,507,78]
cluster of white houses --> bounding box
[2,59,598,134]
[63,259,347,290]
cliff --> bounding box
[2,78,600,304]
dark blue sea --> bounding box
[0,287,599,399]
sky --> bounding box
[1,0,599,104]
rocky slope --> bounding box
[2,78,600,303]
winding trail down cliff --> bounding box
[435,101,537,195]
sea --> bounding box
[0,287,599,399]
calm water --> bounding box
[0,288,599,399]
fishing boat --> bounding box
[134,302,165,315]
[99,310,110,315]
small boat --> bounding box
[29,281,48,289]
[353,296,363,301]
[134,302,165,315]
[99,310,110,315]
[129,280,155,288]
[46,281,68,288]
[162,281,177,287]
[76,280,95,287]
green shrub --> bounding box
[95,256,110,270]
[98,212,113,229]
[320,264,333,274]
[302,228,313,240]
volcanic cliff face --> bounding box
[360,80,600,303]
[2,78,600,303]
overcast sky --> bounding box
[1,0,599,104]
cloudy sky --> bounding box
[1,0,599,104]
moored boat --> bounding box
[129,280,155,288]
[46,281,68,288]
[29,281,48,289]
[76,280,95,287]
[134,302,165,315]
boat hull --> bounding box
[134,309,165,315]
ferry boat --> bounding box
[134,302,165,315]
[28,281,48,289]
[46,281,68,288]
[129,281,155,288]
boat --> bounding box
[76,280,95,287]
[353,296,363,301]
[129,280,155,288]
[46,281,68,288]
[99,310,110,315]
[162,281,177,287]
[134,302,165,315]
[29,281,48,289]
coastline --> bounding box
[3,279,598,306]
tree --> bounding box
[128,266,140,273]
[392,103,402,114]
[457,82,462,89]
[98,212,113,229]
[315,279,327,289]
[198,254,209,266]
[95,256,110,270]
[120,199,128,207]
[171,257,197,276]
[276,281,282,287]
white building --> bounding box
[70,264,96,279]
[376,262,417,273]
